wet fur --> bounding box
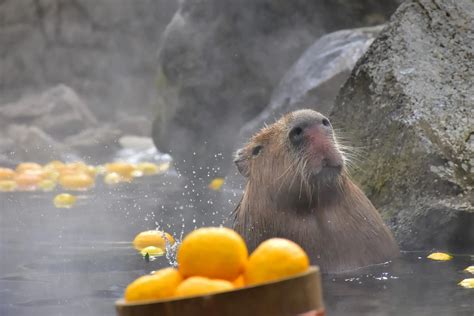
[233,110,399,274]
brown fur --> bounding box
[233,109,399,274]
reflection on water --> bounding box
[0,175,473,316]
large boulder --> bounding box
[153,0,402,177]
[5,125,78,163]
[0,85,152,163]
[331,0,474,251]
[0,0,177,116]
[0,85,97,139]
[65,125,123,162]
[238,25,383,144]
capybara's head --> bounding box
[235,109,345,206]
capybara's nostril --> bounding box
[289,126,304,146]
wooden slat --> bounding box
[116,266,323,316]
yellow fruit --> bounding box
[43,160,65,171]
[0,167,15,180]
[157,162,170,173]
[0,180,17,192]
[136,162,160,175]
[53,193,77,208]
[174,276,234,298]
[38,179,56,191]
[458,278,474,289]
[232,275,245,288]
[133,230,175,251]
[208,178,225,191]
[464,266,474,274]
[105,162,135,178]
[140,246,165,257]
[177,227,248,281]
[124,268,182,302]
[95,165,107,175]
[427,252,453,261]
[59,173,94,190]
[15,172,43,190]
[16,162,42,173]
[59,162,94,177]
[104,172,124,184]
[244,238,309,286]
[131,169,144,178]
[43,169,60,181]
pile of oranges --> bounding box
[0,161,170,193]
[0,160,172,209]
[124,227,310,302]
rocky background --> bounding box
[331,0,473,251]
[0,0,177,117]
[0,0,177,165]
[1,0,472,252]
[153,0,402,177]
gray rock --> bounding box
[115,114,152,137]
[65,125,123,162]
[0,85,97,139]
[6,125,78,163]
[153,0,401,177]
[331,0,474,251]
[0,0,177,116]
[238,25,383,144]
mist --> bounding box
[1,0,472,315]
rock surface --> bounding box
[0,85,97,139]
[331,0,474,251]
[238,25,383,144]
[0,0,177,117]
[0,85,154,163]
[6,125,78,163]
[153,0,402,177]
[65,125,122,162]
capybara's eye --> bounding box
[252,145,263,156]
[322,118,331,127]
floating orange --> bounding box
[0,167,15,180]
[14,172,43,190]
[105,162,136,178]
[59,172,95,190]
[16,162,42,173]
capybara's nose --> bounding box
[289,125,305,147]
[289,117,331,147]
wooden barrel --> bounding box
[116,266,324,316]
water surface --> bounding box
[0,176,472,315]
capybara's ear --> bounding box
[234,148,250,177]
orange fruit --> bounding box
[59,172,94,190]
[232,275,245,288]
[103,172,128,184]
[58,162,95,177]
[177,227,248,281]
[208,178,225,191]
[53,193,77,208]
[105,162,136,178]
[174,276,234,298]
[0,180,17,192]
[136,162,160,175]
[43,160,65,171]
[38,179,57,191]
[14,172,43,189]
[244,238,309,286]
[0,167,15,180]
[15,162,42,173]
[124,268,182,302]
[133,230,175,251]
